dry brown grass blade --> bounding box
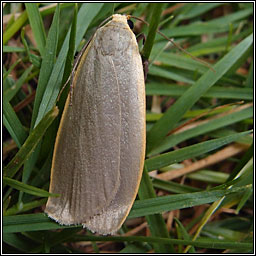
[157,143,249,181]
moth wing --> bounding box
[84,18,146,234]
[45,38,121,224]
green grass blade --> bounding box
[3,46,26,52]
[4,199,47,216]
[228,143,253,181]
[4,65,33,101]
[131,185,249,219]
[146,83,253,100]
[141,3,164,60]
[146,34,253,154]
[152,178,200,194]
[3,10,28,45]
[150,106,252,155]
[20,5,60,203]
[31,4,60,129]
[146,130,251,171]
[25,3,46,56]
[3,107,59,179]
[160,8,252,38]
[174,218,195,253]
[3,233,37,253]
[3,224,252,250]
[176,3,223,21]
[61,4,77,86]
[72,235,252,250]
[3,177,59,198]
[3,59,21,82]
[3,213,77,233]
[187,170,229,184]
[150,52,208,74]
[34,3,104,127]
[138,166,174,253]
[20,27,42,68]
[3,99,28,148]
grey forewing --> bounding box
[46,18,145,231]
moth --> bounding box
[45,14,146,235]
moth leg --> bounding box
[141,56,149,82]
[136,33,146,45]
[135,33,148,81]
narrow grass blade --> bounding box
[4,65,33,101]
[146,130,251,171]
[146,34,253,154]
[4,199,47,216]
[3,99,28,148]
[141,3,164,60]
[3,177,59,198]
[138,166,174,253]
[152,178,200,194]
[31,4,60,129]
[146,83,253,100]
[3,213,79,233]
[25,3,46,56]
[174,218,195,253]
[3,10,28,45]
[34,3,104,127]
[150,106,252,156]
[3,107,59,179]
[131,185,249,219]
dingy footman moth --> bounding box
[45,14,146,235]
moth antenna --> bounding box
[128,15,215,72]
[128,15,150,26]
[157,30,216,72]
